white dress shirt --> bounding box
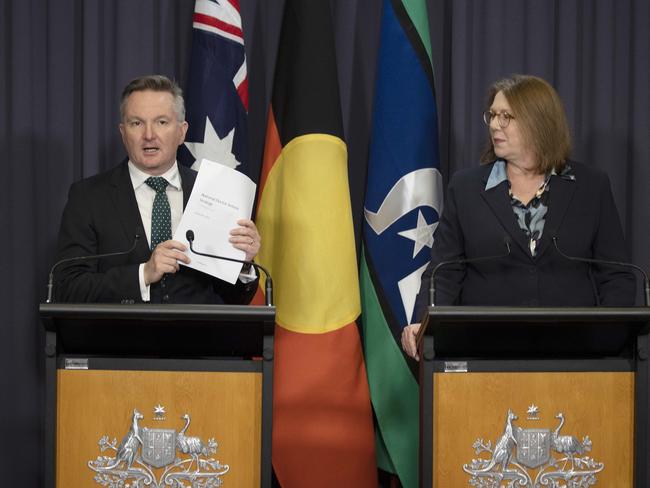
[128,161,183,301]
[128,161,184,246]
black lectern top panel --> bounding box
[421,306,650,359]
[40,303,275,358]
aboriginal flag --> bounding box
[255,0,377,486]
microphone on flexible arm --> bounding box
[415,236,513,350]
[186,230,274,307]
[428,236,512,306]
[552,236,649,307]
[46,234,140,303]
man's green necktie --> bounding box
[145,176,171,250]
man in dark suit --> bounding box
[55,75,259,304]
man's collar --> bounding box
[128,161,182,190]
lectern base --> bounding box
[431,370,634,487]
[57,362,263,487]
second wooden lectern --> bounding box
[419,307,650,488]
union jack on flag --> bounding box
[181,0,249,173]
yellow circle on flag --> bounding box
[257,134,361,333]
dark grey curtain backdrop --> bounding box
[427,0,650,286]
[1,0,648,485]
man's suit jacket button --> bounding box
[162,294,170,302]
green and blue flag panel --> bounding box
[361,0,443,486]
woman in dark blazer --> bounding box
[402,74,636,359]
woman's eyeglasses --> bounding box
[483,110,515,128]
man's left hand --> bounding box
[229,219,261,262]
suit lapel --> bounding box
[109,162,151,260]
[536,175,577,258]
[178,164,197,210]
[479,165,531,258]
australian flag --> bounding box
[180,0,248,173]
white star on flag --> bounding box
[185,116,240,170]
[397,209,437,258]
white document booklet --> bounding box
[174,159,257,284]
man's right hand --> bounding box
[143,240,190,285]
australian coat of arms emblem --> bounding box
[88,407,229,488]
[463,409,604,487]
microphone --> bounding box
[46,235,140,303]
[416,236,513,350]
[429,236,512,306]
[552,236,649,307]
[186,230,274,307]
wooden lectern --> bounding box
[418,307,650,487]
[40,303,275,488]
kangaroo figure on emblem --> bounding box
[106,409,143,469]
[474,409,518,476]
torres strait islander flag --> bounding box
[181,0,249,172]
[361,0,443,487]
[255,0,377,486]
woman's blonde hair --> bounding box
[480,75,571,173]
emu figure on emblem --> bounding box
[177,414,216,472]
[552,412,592,470]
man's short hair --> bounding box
[120,75,186,122]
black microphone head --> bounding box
[552,235,560,251]
[503,235,512,253]
[186,230,195,242]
